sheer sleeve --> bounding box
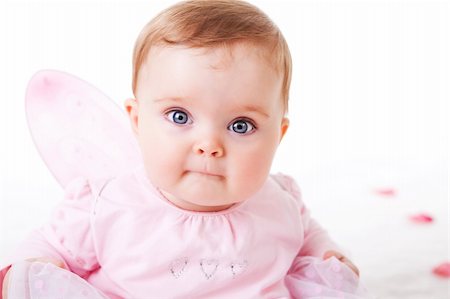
[273,174,370,298]
[272,173,341,258]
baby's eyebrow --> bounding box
[153,97,269,118]
[233,104,270,118]
[153,97,184,104]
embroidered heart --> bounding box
[170,257,188,278]
[200,259,219,279]
[230,260,248,278]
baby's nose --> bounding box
[193,139,224,158]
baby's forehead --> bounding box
[143,42,280,74]
[135,43,285,115]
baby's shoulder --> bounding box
[268,172,302,200]
[63,176,112,200]
[90,165,156,205]
[249,173,304,212]
[62,166,143,205]
[246,173,305,225]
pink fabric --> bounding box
[1,167,364,298]
[6,258,368,299]
[7,261,109,299]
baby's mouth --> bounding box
[187,170,224,179]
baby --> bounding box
[1,0,362,298]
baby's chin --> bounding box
[171,190,241,211]
[157,184,245,212]
[153,174,260,211]
[180,200,237,212]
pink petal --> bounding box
[409,213,434,223]
[432,262,450,278]
[374,188,396,197]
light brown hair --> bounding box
[132,0,292,112]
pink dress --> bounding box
[1,167,369,298]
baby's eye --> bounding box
[166,110,191,125]
[228,119,255,135]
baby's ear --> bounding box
[124,98,139,135]
[279,117,289,142]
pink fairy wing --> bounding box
[25,70,142,188]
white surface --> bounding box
[1,1,448,298]
[297,160,449,299]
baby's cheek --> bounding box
[232,152,271,196]
[141,141,181,183]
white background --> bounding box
[0,1,448,298]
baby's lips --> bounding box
[432,262,450,278]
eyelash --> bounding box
[164,109,257,135]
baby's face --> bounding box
[126,44,289,212]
